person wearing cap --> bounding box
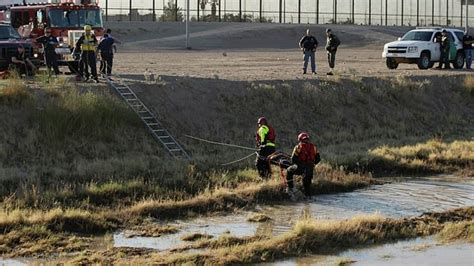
[462,30,473,70]
[36,27,60,76]
[255,117,276,178]
[299,29,319,75]
[286,132,321,199]
[75,25,99,82]
[10,45,36,76]
[325,28,341,76]
[437,30,451,69]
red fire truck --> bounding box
[0,0,104,72]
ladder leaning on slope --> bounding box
[105,75,191,160]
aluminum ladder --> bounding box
[105,76,191,160]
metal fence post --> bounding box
[129,0,132,21]
[385,0,388,25]
[369,0,371,25]
[460,0,463,27]
[316,0,319,24]
[416,0,419,26]
[175,0,178,21]
[352,0,355,24]
[334,0,337,24]
[105,0,108,21]
[298,0,301,24]
[239,0,242,22]
[219,0,221,22]
[432,0,434,25]
[446,0,449,26]
[401,0,404,25]
[153,0,156,22]
[259,0,262,22]
[197,0,200,21]
[279,0,282,23]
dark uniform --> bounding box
[286,134,321,197]
[299,32,318,74]
[463,33,473,69]
[10,49,34,76]
[255,118,276,178]
[98,34,115,76]
[36,35,60,75]
[325,29,341,75]
[75,32,98,81]
[438,31,451,69]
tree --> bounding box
[159,0,184,22]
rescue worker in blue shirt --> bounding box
[36,28,60,75]
[98,33,115,77]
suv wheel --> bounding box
[453,51,465,69]
[386,58,398,70]
[417,52,431,70]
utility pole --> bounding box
[351,0,355,24]
[129,0,132,21]
[186,0,190,49]
[175,0,178,21]
[279,0,282,23]
[259,0,262,23]
[105,0,108,21]
[152,0,156,22]
[385,0,388,25]
[334,0,337,24]
[467,0,470,30]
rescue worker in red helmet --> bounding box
[286,132,321,197]
[255,117,276,178]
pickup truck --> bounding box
[0,23,39,70]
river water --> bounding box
[1,176,473,265]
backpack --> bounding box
[267,125,276,143]
[298,142,316,164]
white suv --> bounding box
[382,27,465,70]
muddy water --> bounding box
[114,176,474,251]
[270,237,474,266]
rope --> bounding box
[221,152,257,166]
[184,135,256,151]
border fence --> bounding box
[101,0,472,28]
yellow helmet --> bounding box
[84,25,92,31]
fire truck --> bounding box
[0,0,104,72]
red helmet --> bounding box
[298,132,310,142]
[257,117,267,125]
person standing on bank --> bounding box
[325,28,341,76]
[299,29,318,75]
[462,30,473,70]
[36,28,60,76]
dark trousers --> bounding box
[100,52,113,75]
[45,52,60,75]
[439,49,450,68]
[327,51,336,68]
[255,146,275,178]
[286,163,314,196]
[80,51,97,79]
[11,63,33,76]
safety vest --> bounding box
[257,125,275,147]
[81,35,96,52]
[292,142,317,165]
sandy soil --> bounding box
[106,22,473,81]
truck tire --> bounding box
[386,58,398,70]
[417,52,431,70]
[452,51,465,69]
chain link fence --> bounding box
[101,0,472,28]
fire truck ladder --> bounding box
[105,76,191,160]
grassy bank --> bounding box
[70,206,474,265]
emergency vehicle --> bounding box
[0,0,104,72]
